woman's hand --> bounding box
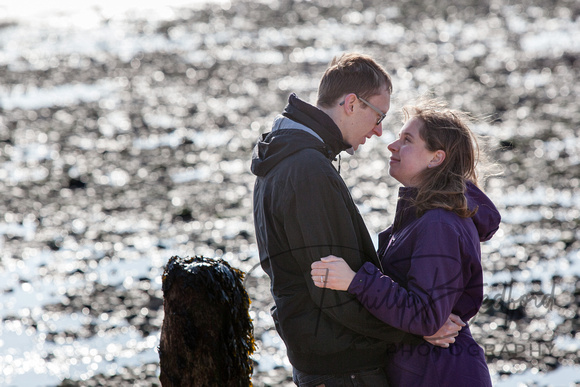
[311,255,356,291]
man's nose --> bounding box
[373,124,383,137]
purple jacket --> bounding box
[348,182,500,386]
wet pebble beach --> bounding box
[0,0,579,385]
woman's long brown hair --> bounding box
[403,99,481,218]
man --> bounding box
[251,53,461,386]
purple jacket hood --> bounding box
[465,181,501,242]
[396,181,500,242]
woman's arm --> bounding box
[312,220,473,337]
[311,256,465,346]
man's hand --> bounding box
[423,314,465,348]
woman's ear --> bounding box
[429,150,446,167]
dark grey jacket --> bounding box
[251,94,416,374]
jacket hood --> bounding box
[250,123,326,177]
[282,93,351,155]
[465,181,501,242]
[250,94,351,177]
[397,181,501,242]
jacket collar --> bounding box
[393,187,418,231]
[392,182,501,242]
[282,93,352,158]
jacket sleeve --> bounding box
[348,218,470,336]
[282,170,409,342]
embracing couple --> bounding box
[251,53,500,387]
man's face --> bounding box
[343,87,390,151]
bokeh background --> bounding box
[0,0,579,385]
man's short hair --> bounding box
[316,53,392,108]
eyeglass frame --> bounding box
[339,94,387,126]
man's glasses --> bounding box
[340,94,387,126]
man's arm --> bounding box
[423,314,465,347]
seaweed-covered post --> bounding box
[159,256,255,386]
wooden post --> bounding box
[159,256,255,386]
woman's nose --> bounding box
[387,139,398,152]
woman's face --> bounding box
[388,117,439,187]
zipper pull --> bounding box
[386,236,396,251]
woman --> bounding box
[311,99,500,386]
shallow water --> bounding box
[0,0,579,386]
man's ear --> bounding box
[429,150,446,167]
[341,93,357,115]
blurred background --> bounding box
[0,0,579,385]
